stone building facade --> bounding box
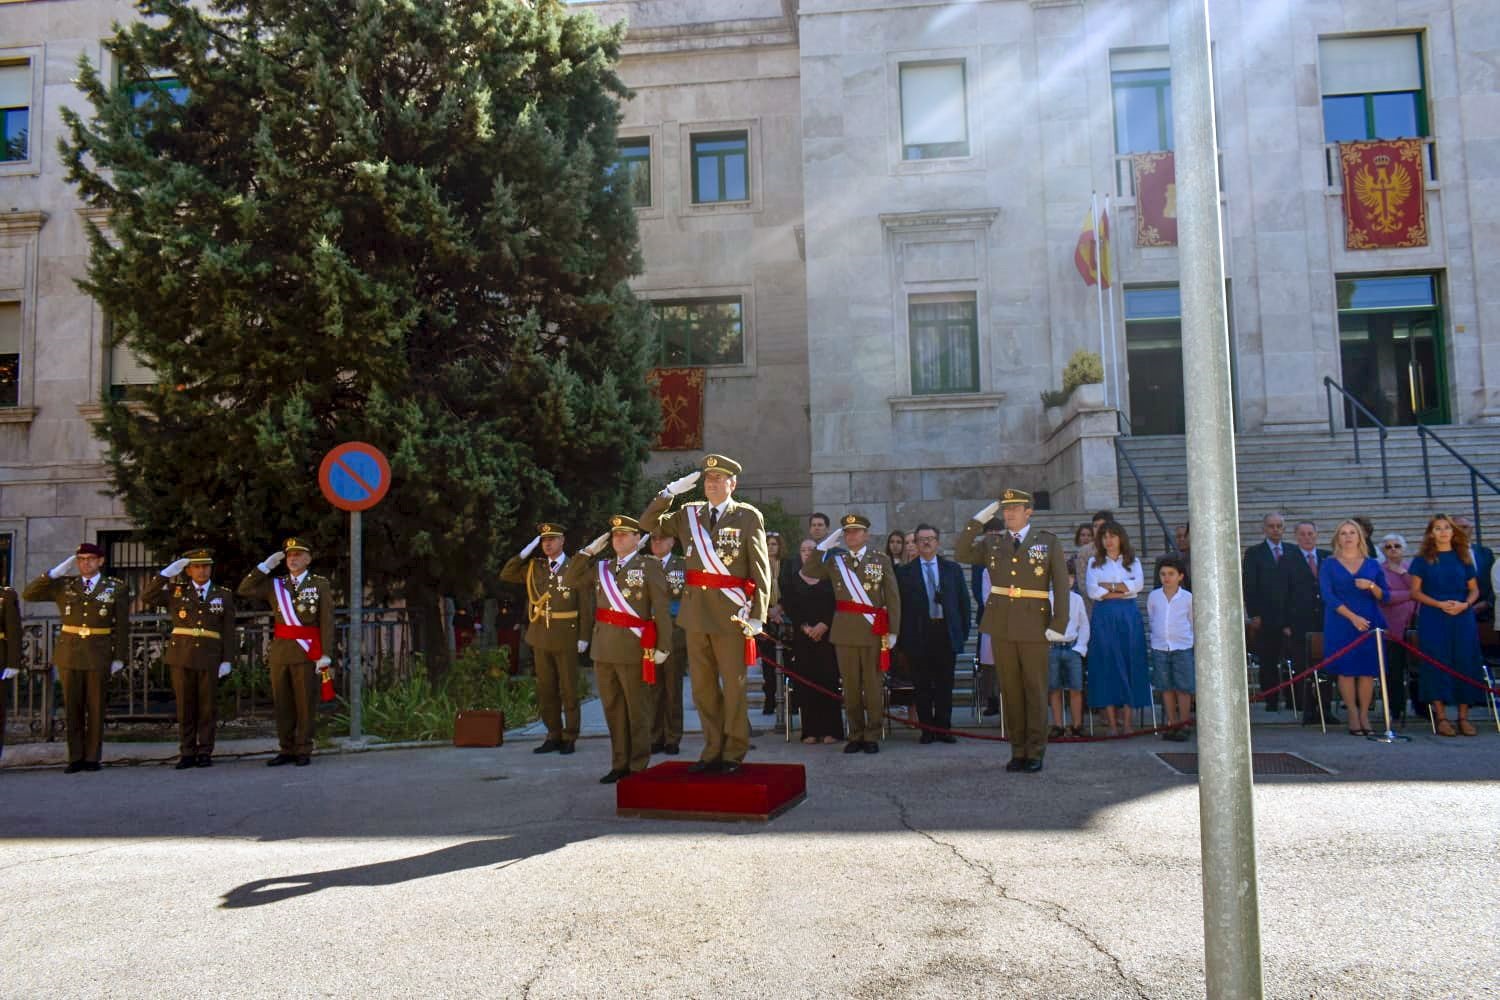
[1,0,1497,579]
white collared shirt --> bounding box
[1148,586,1194,651]
[1266,538,1283,560]
[1047,589,1090,655]
[849,546,868,561]
[81,573,101,592]
[547,553,567,575]
[1086,555,1143,600]
[1010,523,1032,546]
[614,549,638,569]
[290,571,307,589]
[707,499,730,522]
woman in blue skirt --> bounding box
[1409,514,1486,737]
[1085,522,1150,736]
[1320,519,1387,735]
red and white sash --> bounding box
[596,560,658,683]
[833,555,877,626]
[273,577,321,661]
[686,506,750,610]
[597,561,646,639]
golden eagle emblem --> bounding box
[1352,154,1414,235]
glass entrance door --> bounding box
[1336,274,1447,426]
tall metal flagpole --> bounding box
[1105,192,1122,415]
[1093,192,1109,406]
[1169,0,1264,997]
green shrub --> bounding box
[1041,349,1105,407]
[331,645,537,742]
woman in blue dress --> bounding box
[1320,519,1387,735]
[1085,522,1150,736]
[1408,514,1486,737]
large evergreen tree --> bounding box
[60,0,658,639]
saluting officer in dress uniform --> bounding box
[141,548,237,768]
[640,454,771,775]
[238,538,334,767]
[562,516,672,783]
[955,489,1071,773]
[500,522,590,755]
[23,543,131,773]
[0,577,24,759]
[648,532,689,755]
[802,514,902,754]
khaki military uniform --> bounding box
[238,569,334,756]
[955,521,1070,762]
[23,573,132,764]
[802,548,902,743]
[141,575,237,757]
[640,495,770,765]
[500,552,591,744]
[0,587,22,756]
[562,552,672,773]
[650,551,689,746]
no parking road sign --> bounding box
[319,442,391,512]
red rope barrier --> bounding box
[1385,632,1500,696]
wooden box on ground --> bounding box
[453,710,505,747]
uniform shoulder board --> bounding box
[734,501,765,525]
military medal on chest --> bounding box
[623,566,645,601]
[715,526,742,562]
[861,559,883,591]
[667,567,685,597]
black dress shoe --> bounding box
[533,739,562,754]
[688,759,718,773]
[719,761,742,775]
[650,741,666,754]
[82,761,102,772]
[599,769,627,784]
[843,741,863,754]
[266,753,295,767]
[1022,758,1044,773]
[663,743,680,755]
[196,755,213,767]
[862,741,879,754]
[919,732,935,745]
[1005,758,1025,772]
[938,734,957,744]
[983,698,1000,717]
[761,703,777,715]
[64,761,85,774]
[294,755,311,766]
[175,757,196,770]
[558,741,575,755]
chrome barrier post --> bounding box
[1483,663,1500,735]
[1368,629,1410,744]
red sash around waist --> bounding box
[273,623,322,662]
[593,608,659,683]
[834,602,892,672]
[685,570,757,597]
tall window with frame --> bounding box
[1319,34,1427,144]
[690,132,748,204]
[127,75,189,109]
[899,61,969,160]
[908,294,979,395]
[1335,273,1446,427]
[651,298,744,367]
[1124,286,1185,436]
[613,137,652,208]
[106,319,156,401]
[1111,51,1172,155]
[0,302,20,408]
[0,59,30,163]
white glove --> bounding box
[49,555,78,579]
[973,501,1000,524]
[636,533,651,550]
[1,668,17,681]
[583,532,610,556]
[110,660,124,675]
[886,634,897,650]
[519,535,541,559]
[1044,628,1068,643]
[816,527,844,552]
[257,551,285,573]
[663,471,701,496]
[315,656,331,669]
[653,649,669,664]
[161,558,191,578]
[217,662,231,678]
[577,640,589,654]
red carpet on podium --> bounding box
[616,761,807,821]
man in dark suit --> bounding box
[897,524,972,743]
[1241,512,1290,710]
[1282,520,1336,724]
[1454,516,1495,623]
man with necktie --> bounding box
[896,524,971,743]
[1282,520,1336,724]
[1241,512,1290,710]
[141,548,237,768]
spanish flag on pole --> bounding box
[1073,204,1113,288]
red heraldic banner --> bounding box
[647,367,705,451]
[1131,152,1178,247]
[1340,139,1428,250]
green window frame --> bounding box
[0,60,31,163]
[1319,34,1429,143]
[614,137,652,207]
[690,132,749,204]
[1111,67,1173,155]
[125,76,189,109]
[908,295,980,395]
[651,297,744,367]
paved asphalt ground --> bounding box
[2,724,1497,999]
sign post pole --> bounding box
[349,508,363,740]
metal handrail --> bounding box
[1113,434,1179,560]
[1417,424,1499,545]
[1322,376,1390,495]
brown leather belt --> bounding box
[62,625,112,637]
[172,627,221,639]
[990,586,1050,600]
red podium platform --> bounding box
[616,761,807,822]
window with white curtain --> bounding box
[900,62,969,160]
[908,294,979,394]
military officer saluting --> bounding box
[804,514,901,753]
[24,543,131,773]
[500,522,590,755]
[647,531,689,755]
[955,489,1071,773]
[142,548,237,769]
[0,575,24,760]
[640,454,771,775]
[238,538,334,767]
[562,516,672,783]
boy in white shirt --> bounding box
[1148,556,1194,741]
[1048,560,1090,739]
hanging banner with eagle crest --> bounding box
[646,367,705,450]
[1340,139,1428,250]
